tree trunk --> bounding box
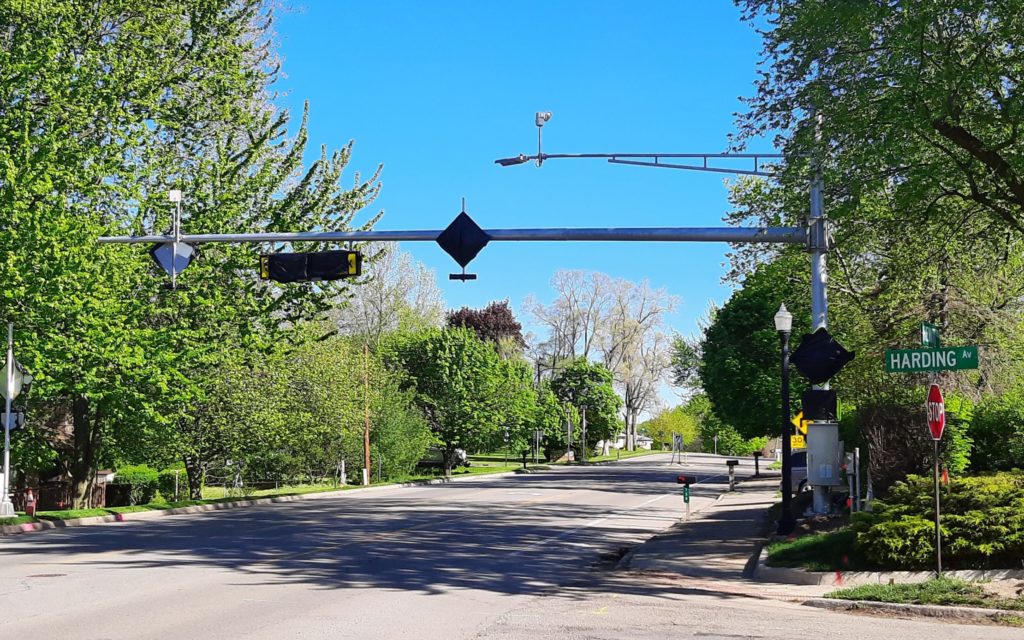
[183,452,205,500]
[70,394,99,509]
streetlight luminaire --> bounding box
[774,303,793,333]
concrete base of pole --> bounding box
[812,486,830,514]
[0,500,13,517]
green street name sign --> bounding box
[885,346,979,373]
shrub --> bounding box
[157,467,187,502]
[854,471,1024,569]
[115,465,160,506]
[969,392,1024,472]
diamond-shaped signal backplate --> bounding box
[436,212,490,268]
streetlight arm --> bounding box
[494,152,784,176]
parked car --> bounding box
[419,447,469,468]
[790,449,808,493]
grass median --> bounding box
[827,578,1024,613]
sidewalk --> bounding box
[621,474,831,598]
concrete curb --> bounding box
[803,597,1023,624]
[0,469,525,537]
[753,547,1024,587]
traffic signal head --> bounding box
[676,474,697,485]
[260,250,362,283]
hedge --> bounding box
[853,471,1024,570]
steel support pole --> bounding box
[809,156,832,516]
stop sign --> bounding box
[926,384,945,440]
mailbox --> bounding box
[726,459,739,467]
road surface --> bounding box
[0,453,1017,639]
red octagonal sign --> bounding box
[927,383,945,440]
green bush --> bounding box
[970,392,1024,472]
[157,467,186,502]
[854,471,1024,569]
[116,464,160,506]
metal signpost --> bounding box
[926,383,946,577]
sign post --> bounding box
[926,383,945,577]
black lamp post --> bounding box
[775,304,797,535]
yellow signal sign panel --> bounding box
[790,435,806,449]
[791,412,808,435]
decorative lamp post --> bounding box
[774,304,796,535]
[0,323,32,517]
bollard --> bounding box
[753,451,762,477]
[726,460,739,491]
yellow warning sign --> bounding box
[791,412,809,435]
[790,435,806,449]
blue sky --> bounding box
[273,1,770,353]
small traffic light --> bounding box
[260,250,362,283]
[676,475,697,485]
[801,389,838,421]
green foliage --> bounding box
[370,379,432,480]
[157,467,187,503]
[699,257,810,439]
[115,465,160,506]
[737,0,1024,236]
[642,406,699,450]
[383,328,518,472]
[854,472,1024,569]
[550,358,622,447]
[970,391,1024,472]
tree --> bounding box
[642,407,699,451]
[737,1,1024,236]
[669,334,702,392]
[525,271,612,363]
[550,358,621,453]
[699,256,811,440]
[447,300,526,352]
[0,1,294,506]
[383,328,511,476]
[332,243,445,345]
[0,2,385,505]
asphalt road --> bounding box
[0,453,728,639]
[1,453,1017,639]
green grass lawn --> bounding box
[0,514,37,526]
[586,448,665,463]
[766,528,874,571]
[4,463,536,528]
[827,578,1024,612]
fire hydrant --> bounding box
[25,488,36,517]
